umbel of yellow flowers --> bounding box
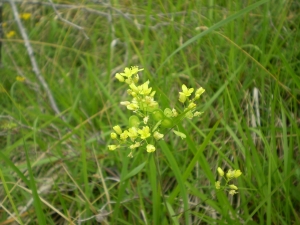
[108,66,205,157]
[215,167,242,195]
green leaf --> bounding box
[122,162,147,181]
[172,130,186,139]
[152,120,162,132]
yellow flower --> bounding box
[120,66,143,78]
[6,31,16,38]
[110,132,117,139]
[115,73,125,82]
[193,111,203,117]
[143,116,149,124]
[215,181,221,189]
[16,76,26,82]
[108,145,119,151]
[138,126,151,139]
[153,131,164,140]
[120,131,129,140]
[146,144,155,153]
[128,127,138,141]
[226,169,242,179]
[229,190,237,195]
[226,169,235,179]
[229,184,238,190]
[19,13,31,20]
[187,102,196,109]
[217,167,224,177]
[194,87,205,99]
[179,93,187,103]
[234,170,242,178]
[138,81,152,95]
[180,84,194,97]
[113,125,122,135]
[129,142,140,149]
[172,108,178,117]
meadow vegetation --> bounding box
[0,0,299,224]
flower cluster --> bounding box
[108,66,205,157]
[215,167,242,195]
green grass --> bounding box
[1,0,300,224]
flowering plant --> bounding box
[215,167,242,195]
[108,66,205,157]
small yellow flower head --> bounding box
[180,84,194,97]
[115,73,125,82]
[229,184,238,190]
[110,132,117,139]
[138,81,152,95]
[172,108,178,117]
[129,142,140,149]
[146,144,155,153]
[122,66,143,78]
[133,74,139,83]
[120,101,131,106]
[127,102,139,111]
[138,126,151,139]
[194,87,205,99]
[108,145,119,151]
[217,167,224,177]
[187,102,196,109]
[128,151,134,158]
[215,181,221,190]
[178,93,187,103]
[129,83,139,93]
[234,170,242,178]
[120,131,129,140]
[6,31,16,38]
[143,116,149,124]
[128,127,138,141]
[153,131,164,140]
[226,169,242,179]
[16,76,26,82]
[193,111,203,117]
[113,125,122,135]
[226,169,235,179]
[19,13,31,20]
[229,190,238,195]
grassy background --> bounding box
[1,0,300,224]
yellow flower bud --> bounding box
[113,125,122,135]
[229,184,238,190]
[234,170,242,178]
[120,131,129,140]
[195,87,205,96]
[115,73,124,82]
[146,144,155,153]
[217,167,224,177]
[229,190,237,195]
[226,169,235,179]
[153,131,164,140]
[187,102,196,109]
[110,132,117,139]
[108,145,119,151]
[215,181,221,189]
